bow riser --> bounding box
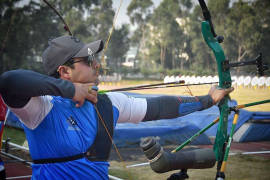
[201,21,232,163]
[201,21,232,89]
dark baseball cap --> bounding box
[42,35,104,75]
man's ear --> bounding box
[57,66,72,80]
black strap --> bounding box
[33,153,86,164]
[86,94,114,161]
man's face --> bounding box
[67,56,100,84]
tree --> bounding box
[0,0,61,74]
[106,24,130,73]
[0,0,114,74]
[222,0,268,75]
[145,0,191,70]
[127,0,153,65]
[250,0,270,75]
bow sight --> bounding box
[222,53,268,76]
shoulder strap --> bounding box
[86,94,114,161]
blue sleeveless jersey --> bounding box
[23,96,119,180]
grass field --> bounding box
[99,80,270,111]
[3,80,270,179]
[108,154,270,180]
[102,80,270,179]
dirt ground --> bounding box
[2,135,270,180]
[108,142,270,180]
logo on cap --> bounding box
[88,48,93,56]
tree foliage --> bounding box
[132,0,270,76]
[106,24,130,73]
[0,0,118,74]
[0,0,269,76]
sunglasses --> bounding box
[66,54,96,67]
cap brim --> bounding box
[73,40,104,58]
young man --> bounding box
[0,35,233,179]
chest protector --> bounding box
[86,94,114,161]
[33,94,114,164]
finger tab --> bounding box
[91,85,99,91]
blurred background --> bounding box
[1,0,270,79]
[1,1,270,179]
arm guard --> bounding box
[143,95,213,121]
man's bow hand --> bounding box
[208,85,234,105]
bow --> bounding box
[198,1,269,179]
[43,0,72,36]
[198,0,231,178]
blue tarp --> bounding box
[113,94,270,147]
[233,123,270,142]
[113,100,255,147]
[5,95,270,147]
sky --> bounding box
[112,0,162,28]
[18,0,162,28]
[18,0,200,30]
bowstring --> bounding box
[93,105,132,179]
[100,0,123,70]
[94,0,133,179]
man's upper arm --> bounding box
[106,92,147,123]
[8,96,53,129]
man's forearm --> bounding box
[0,69,75,108]
[143,95,213,121]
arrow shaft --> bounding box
[171,117,219,153]
[236,99,270,109]
[99,81,218,93]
